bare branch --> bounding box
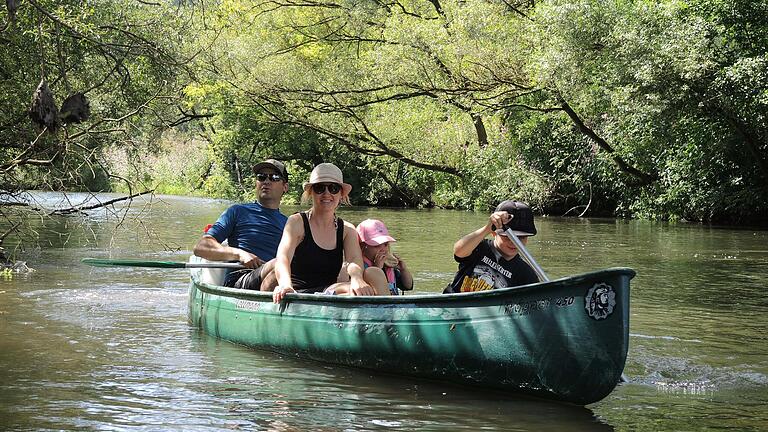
[49,189,154,215]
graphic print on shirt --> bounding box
[459,255,513,292]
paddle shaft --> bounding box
[81,258,245,269]
[504,228,549,282]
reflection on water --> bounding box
[1,193,767,430]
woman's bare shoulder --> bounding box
[284,213,306,234]
[287,212,303,222]
[341,220,358,239]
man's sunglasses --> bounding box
[311,183,342,195]
[256,173,283,182]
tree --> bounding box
[0,0,199,260]
[184,0,559,208]
[187,0,686,212]
[528,0,767,222]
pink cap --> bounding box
[356,219,396,246]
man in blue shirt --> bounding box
[193,159,289,289]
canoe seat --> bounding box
[189,255,228,286]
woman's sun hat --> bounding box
[302,163,353,196]
[356,219,396,246]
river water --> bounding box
[1,193,766,431]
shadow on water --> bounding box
[190,335,615,431]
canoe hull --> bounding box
[188,266,634,405]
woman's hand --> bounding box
[273,285,296,303]
[350,282,376,296]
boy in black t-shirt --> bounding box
[444,200,539,293]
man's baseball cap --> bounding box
[253,159,289,181]
[495,200,537,237]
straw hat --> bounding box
[302,163,352,196]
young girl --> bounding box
[355,219,414,295]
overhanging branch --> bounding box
[560,100,657,186]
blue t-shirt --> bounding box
[206,202,288,261]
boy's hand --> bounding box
[488,211,512,233]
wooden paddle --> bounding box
[81,258,245,269]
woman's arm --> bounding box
[342,223,376,296]
[272,214,303,303]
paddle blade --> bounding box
[81,258,187,268]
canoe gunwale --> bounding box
[191,267,636,305]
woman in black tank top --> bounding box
[288,211,344,291]
[272,163,390,302]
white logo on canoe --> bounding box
[585,282,616,320]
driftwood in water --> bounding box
[29,79,58,131]
[60,93,90,124]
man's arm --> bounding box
[193,235,263,268]
[453,211,511,258]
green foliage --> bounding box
[528,0,767,222]
[1,0,196,194]
[3,0,766,226]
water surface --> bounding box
[1,193,766,430]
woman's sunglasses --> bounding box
[256,173,283,182]
[311,183,342,195]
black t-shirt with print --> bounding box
[444,239,539,293]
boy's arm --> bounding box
[453,211,511,258]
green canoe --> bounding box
[188,260,635,405]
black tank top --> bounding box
[290,212,344,293]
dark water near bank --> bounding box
[1,193,766,431]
